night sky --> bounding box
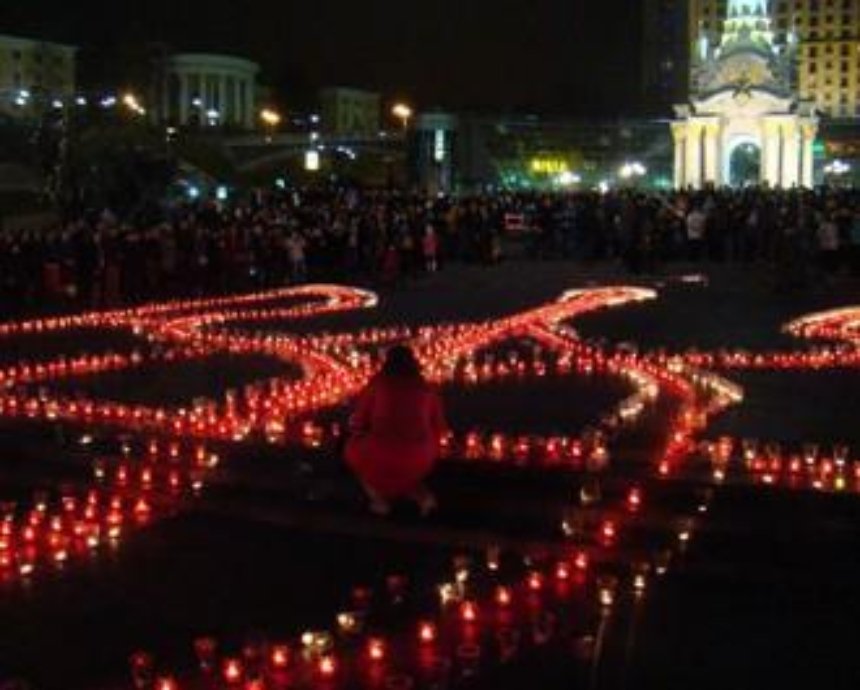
[3,0,644,115]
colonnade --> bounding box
[165,55,259,129]
[672,115,817,188]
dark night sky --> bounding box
[2,0,645,115]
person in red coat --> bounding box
[345,345,447,516]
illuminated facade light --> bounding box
[556,171,581,186]
[305,150,320,171]
[434,129,446,162]
[530,158,569,175]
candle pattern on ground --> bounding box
[0,286,858,688]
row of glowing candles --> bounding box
[642,304,860,370]
[0,286,672,590]
[126,547,657,690]
[0,286,669,590]
[0,286,724,688]
[0,281,802,598]
[295,417,614,470]
[699,437,860,490]
[139,289,699,690]
[0,286,379,442]
[0,288,855,564]
[118,461,702,690]
[0,440,216,582]
[0,283,854,586]
[0,285,378,339]
[0,286,668,447]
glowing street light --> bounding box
[619,161,647,180]
[260,108,282,127]
[13,90,30,107]
[823,159,851,176]
[305,150,321,172]
[556,171,582,187]
[391,103,413,132]
[122,93,146,116]
[260,108,282,142]
[823,159,852,188]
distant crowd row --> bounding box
[0,186,858,317]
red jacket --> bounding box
[345,375,447,498]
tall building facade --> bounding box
[0,34,77,118]
[690,0,860,118]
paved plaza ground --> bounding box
[1,261,859,690]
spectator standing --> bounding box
[422,225,438,273]
[286,231,307,283]
[686,206,707,261]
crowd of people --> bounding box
[0,185,858,317]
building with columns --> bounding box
[161,53,259,129]
[672,0,818,188]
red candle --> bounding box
[269,644,290,669]
[460,600,478,623]
[527,571,544,591]
[601,520,616,543]
[222,657,244,685]
[318,655,337,678]
[367,637,386,661]
[419,621,437,643]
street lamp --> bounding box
[556,171,582,187]
[260,108,282,128]
[618,161,648,184]
[619,161,647,180]
[391,103,413,132]
[122,92,146,116]
[823,159,852,188]
[260,108,281,142]
[305,149,320,172]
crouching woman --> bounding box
[345,345,447,516]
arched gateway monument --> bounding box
[672,0,818,189]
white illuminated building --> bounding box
[672,0,818,188]
[163,53,259,129]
